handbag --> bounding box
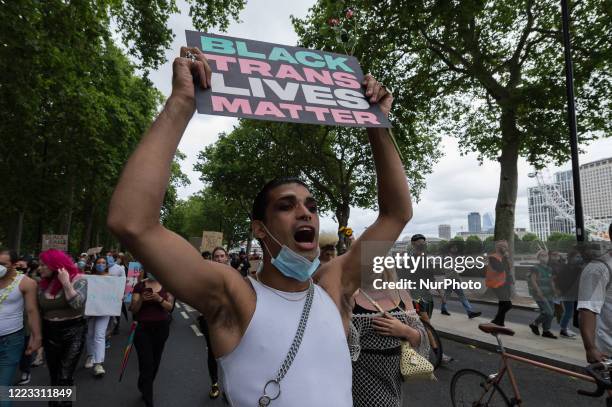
[359,290,435,381]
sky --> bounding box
[145,0,612,241]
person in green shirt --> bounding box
[528,250,559,339]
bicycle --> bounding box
[413,300,444,369]
[450,323,612,406]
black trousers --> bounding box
[491,285,513,326]
[42,318,87,407]
[19,335,32,374]
[134,320,170,407]
[197,316,218,384]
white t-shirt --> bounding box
[577,253,612,354]
[108,264,125,277]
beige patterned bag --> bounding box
[400,340,435,381]
[360,290,435,381]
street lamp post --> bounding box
[560,0,585,242]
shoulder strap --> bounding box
[259,282,315,406]
[359,290,386,314]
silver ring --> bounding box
[262,379,281,400]
[185,51,196,62]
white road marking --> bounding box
[174,302,182,309]
[190,324,203,337]
[180,311,189,319]
[184,304,196,313]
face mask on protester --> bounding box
[147,273,157,282]
[106,256,115,267]
[77,261,86,270]
[95,264,106,273]
[0,265,7,279]
[260,224,320,282]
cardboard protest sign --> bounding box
[185,31,391,128]
[86,246,103,256]
[84,275,126,317]
[41,234,68,252]
[123,262,142,304]
[201,231,223,253]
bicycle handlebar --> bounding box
[577,359,612,398]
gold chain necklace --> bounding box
[0,272,22,312]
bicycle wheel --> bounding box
[421,320,443,369]
[451,369,511,407]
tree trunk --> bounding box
[493,108,521,279]
[245,230,254,256]
[8,211,25,254]
[61,180,75,237]
[335,202,351,254]
[80,203,94,252]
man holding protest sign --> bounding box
[108,39,411,406]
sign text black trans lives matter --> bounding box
[185,31,391,128]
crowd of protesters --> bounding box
[1,225,610,406]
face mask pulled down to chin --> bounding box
[260,224,320,282]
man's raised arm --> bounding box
[107,48,233,316]
[340,75,413,293]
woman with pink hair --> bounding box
[38,249,88,398]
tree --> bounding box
[0,1,251,254]
[465,235,483,253]
[522,233,539,241]
[163,189,251,250]
[293,0,611,255]
[196,118,440,251]
[547,232,575,242]
[0,1,166,253]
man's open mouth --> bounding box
[294,226,316,251]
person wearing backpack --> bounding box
[528,250,559,339]
[578,224,612,365]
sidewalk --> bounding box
[434,275,538,309]
[433,311,587,371]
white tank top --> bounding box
[217,277,352,407]
[0,273,25,336]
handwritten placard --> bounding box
[84,275,126,316]
[200,231,223,253]
[41,235,68,252]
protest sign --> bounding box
[201,231,223,253]
[185,31,391,128]
[84,275,126,317]
[86,246,103,256]
[124,262,142,304]
[41,234,68,252]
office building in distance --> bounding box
[468,212,482,233]
[528,157,612,240]
[438,224,451,240]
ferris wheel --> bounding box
[528,170,609,240]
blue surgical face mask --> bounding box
[77,261,86,270]
[261,224,320,282]
[0,265,7,279]
[95,264,106,273]
[106,256,115,267]
[147,273,157,281]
